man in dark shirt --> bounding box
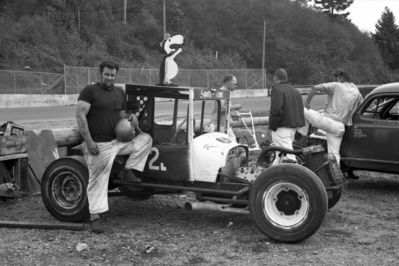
[269,68,305,164]
[76,61,152,233]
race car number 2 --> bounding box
[148,147,167,171]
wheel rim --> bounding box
[262,181,309,229]
[51,170,84,210]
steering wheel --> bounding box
[171,117,188,143]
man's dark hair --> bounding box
[223,74,236,83]
[274,68,288,82]
[332,68,351,82]
[99,61,119,73]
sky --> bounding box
[347,0,399,33]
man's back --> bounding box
[269,82,305,131]
[323,82,363,125]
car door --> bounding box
[144,97,190,181]
[341,94,399,172]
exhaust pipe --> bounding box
[184,201,249,214]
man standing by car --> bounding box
[304,68,363,164]
[76,61,152,233]
[206,74,241,139]
[269,68,305,164]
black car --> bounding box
[341,82,399,174]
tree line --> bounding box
[0,0,398,84]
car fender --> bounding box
[192,132,239,182]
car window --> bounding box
[361,96,399,120]
[193,100,218,134]
[154,97,175,125]
[388,102,399,116]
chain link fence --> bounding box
[0,70,64,94]
[0,67,267,94]
[65,66,266,94]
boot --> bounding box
[91,218,106,234]
[118,169,142,183]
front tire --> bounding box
[41,157,89,222]
[249,164,328,243]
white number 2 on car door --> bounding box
[148,147,167,171]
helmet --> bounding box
[115,118,135,142]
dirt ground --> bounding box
[1,121,399,265]
[1,173,399,265]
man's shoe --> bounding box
[118,169,141,183]
[91,218,105,234]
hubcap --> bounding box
[262,182,309,229]
[52,170,83,209]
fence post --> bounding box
[245,69,248,89]
[40,73,43,93]
[64,65,67,95]
[87,67,90,85]
[149,71,151,85]
[13,71,16,94]
[207,70,209,88]
[129,69,132,83]
[264,69,267,89]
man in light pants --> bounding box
[269,69,305,165]
[76,61,152,233]
[304,68,363,164]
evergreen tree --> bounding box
[313,0,353,18]
[373,7,399,69]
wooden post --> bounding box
[262,20,266,89]
[163,0,166,36]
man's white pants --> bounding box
[83,133,153,215]
[271,127,297,165]
[303,108,344,164]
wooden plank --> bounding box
[0,135,27,156]
[0,153,28,161]
[25,130,59,193]
[48,128,82,147]
[0,220,86,231]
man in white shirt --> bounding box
[304,68,363,164]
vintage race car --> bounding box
[41,84,341,243]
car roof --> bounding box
[368,82,399,97]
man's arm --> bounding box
[120,110,139,129]
[305,84,325,109]
[76,100,99,155]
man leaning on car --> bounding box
[304,68,363,164]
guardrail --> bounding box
[0,89,269,108]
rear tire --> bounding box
[41,157,89,222]
[249,164,328,243]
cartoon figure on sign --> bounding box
[159,33,184,86]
